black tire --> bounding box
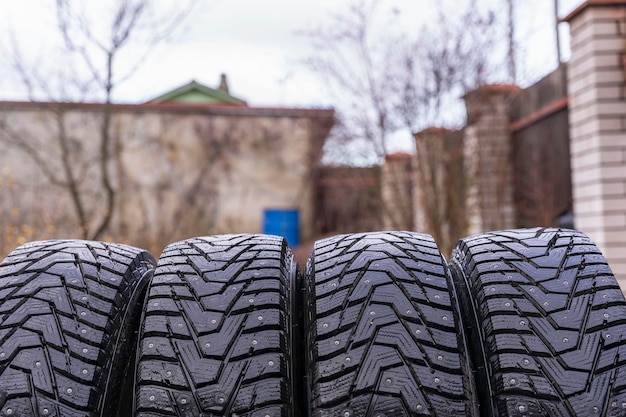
[304,232,478,417]
[133,234,299,417]
[450,227,626,417]
[0,239,155,417]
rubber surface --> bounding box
[0,239,155,417]
[450,228,626,417]
[134,234,299,417]
[304,231,478,417]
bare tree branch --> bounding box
[304,0,504,163]
[0,0,198,241]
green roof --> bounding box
[147,80,247,106]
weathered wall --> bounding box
[0,106,106,255]
[0,102,333,257]
[564,0,626,286]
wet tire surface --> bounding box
[134,234,298,417]
[304,232,478,417]
[450,228,626,417]
[0,240,155,417]
[1,228,624,417]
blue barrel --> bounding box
[263,209,300,247]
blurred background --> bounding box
[1,0,578,106]
[0,0,624,285]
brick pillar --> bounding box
[381,152,414,230]
[564,0,626,286]
[463,85,519,234]
[413,128,466,257]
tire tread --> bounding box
[451,227,626,417]
[305,231,477,417]
[0,240,155,417]
[134,234,297,417]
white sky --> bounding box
[0,0,585,108]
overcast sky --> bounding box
[0,0,585,108]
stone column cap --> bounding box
[414,126,461,139]
[463,84,521,100]
[384,152,413,162]
[561,0,626,23]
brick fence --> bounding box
[564,0,626,286]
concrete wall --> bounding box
[564,0,626,285]
[0,102,333,256]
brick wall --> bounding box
[509,66,572,229]
[413,128,466,257]
[314,165,382,235]
[564,0,626,285]
[463,85,520,235]
[381,153,414,231]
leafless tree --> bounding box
[0,0,197,241]
[396,1,503,133]
[302,0,406,161]
[506,0,517,84]
[304,0,503,240]
[305,0,505,157]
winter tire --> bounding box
[133,234,299,417]
[450,228,626,417]
[0,239,155,417]
[304,231,478,417]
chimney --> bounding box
[219,73,229,93]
